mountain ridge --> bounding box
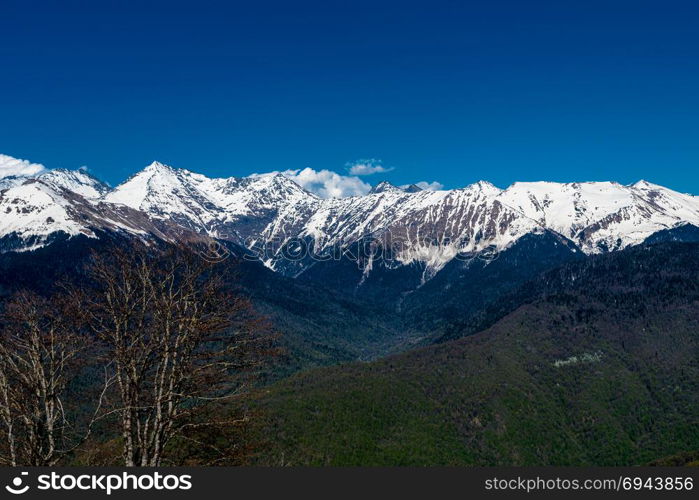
[2,154,699,286]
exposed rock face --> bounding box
[3,157,699,283]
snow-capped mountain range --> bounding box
[2,155,699,280]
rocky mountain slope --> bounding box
[0,178,186,252]
[2,154,699,285]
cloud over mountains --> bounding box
[346,159,394,176]
[249,167,372,198]
[0,154,47,178]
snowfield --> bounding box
[2,154,699,280]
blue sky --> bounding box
[1,0,698,195]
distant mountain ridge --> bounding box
[2,155,699,284]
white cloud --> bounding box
[346,159,394,176]
[250,167,371,198]
[401,181,444,191]
[0,153,46,179]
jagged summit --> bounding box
[146,160,168,169]
[141,160,185,173]
[103,161,320,241]
[403,184,423,193]
[463,180,502,194]
[2,153,699,282]
[632,179,675,192]
[0,177,176,252]
[39,168,111,199]
[369,181,403,194]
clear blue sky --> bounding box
[1,0,698,193]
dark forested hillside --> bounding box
[251,242,699,465]
[4,233,699,466]
[0,231,584,375]
[0,235,409,375]
[402,230,583,341]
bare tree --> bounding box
[85,244,273,467]
[0,291,109,466]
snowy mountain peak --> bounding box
[144,160,173,171]
[103,162,321,243]
[402,184,423,193]
[369,181,402,194]
[251,172,313,194]
[632,179,674,192]
[3,152,699,283]
[39,168,110,199]
[463,180,502,195]
[133,161,187,184]
[0,178,179,252]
